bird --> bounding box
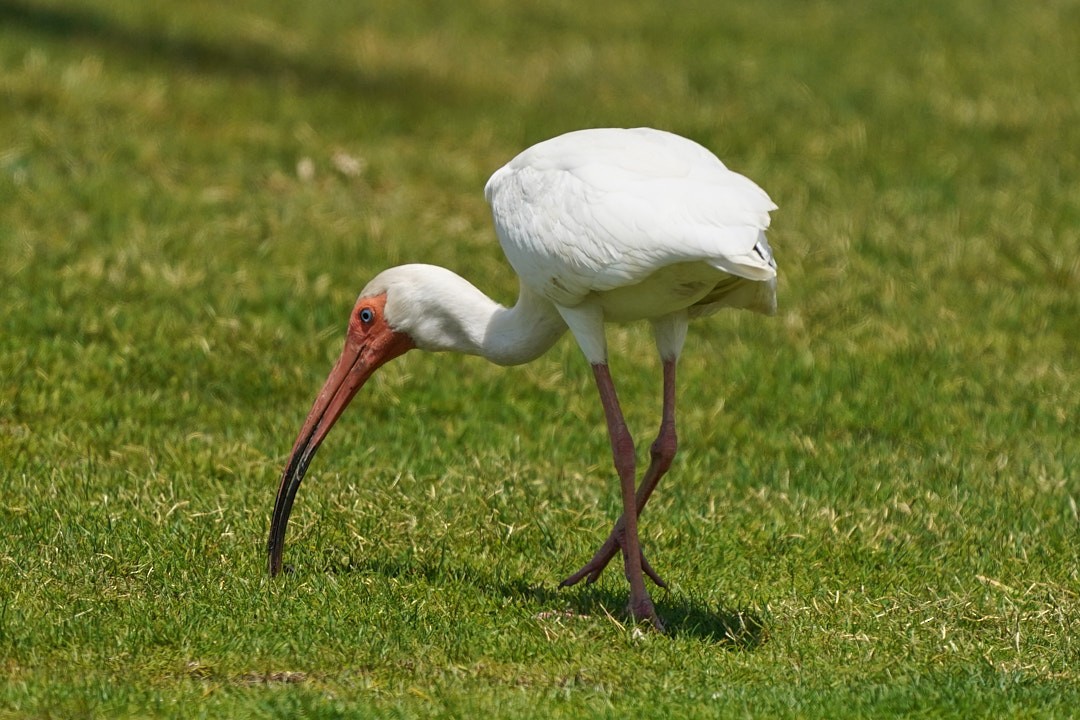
[267,127,777,629]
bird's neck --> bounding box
[481,283,567,365]
[399,270,566,366]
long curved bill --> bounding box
[267,319,412,576]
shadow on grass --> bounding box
[503,579,767,648]
[0,0,485,111]
[321,551,766,648]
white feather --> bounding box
[360,128,778,368]
[485,127,777,318]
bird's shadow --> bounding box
[502,578,767,648]
[323,552,766,648]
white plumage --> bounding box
[268,127,778,630]
[486,127,776,313]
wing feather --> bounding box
[485,128,777,306]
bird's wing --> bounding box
[485,128,777,307]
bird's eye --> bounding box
[359,308,375,324]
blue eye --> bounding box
[359,308,375,323]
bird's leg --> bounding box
[576,363,661,628]
[561,359,677,589]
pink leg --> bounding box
[588,363,658,626]
[561,359,678,590]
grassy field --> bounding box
[2,0,1079,716]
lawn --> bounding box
[1,0,1078,717]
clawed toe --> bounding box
[639,552,668,590]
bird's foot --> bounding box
[627,595,666,632]
[558,525,668,589]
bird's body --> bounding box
[487,128,776,326]
[268,127,777,629]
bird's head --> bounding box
[266,264,497,576]
[267,270,418,576]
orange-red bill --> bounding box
[267,299,412,576]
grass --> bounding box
[2,0,1079,716]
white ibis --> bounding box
[268,127,777,629]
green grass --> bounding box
[2,0,1079,716]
